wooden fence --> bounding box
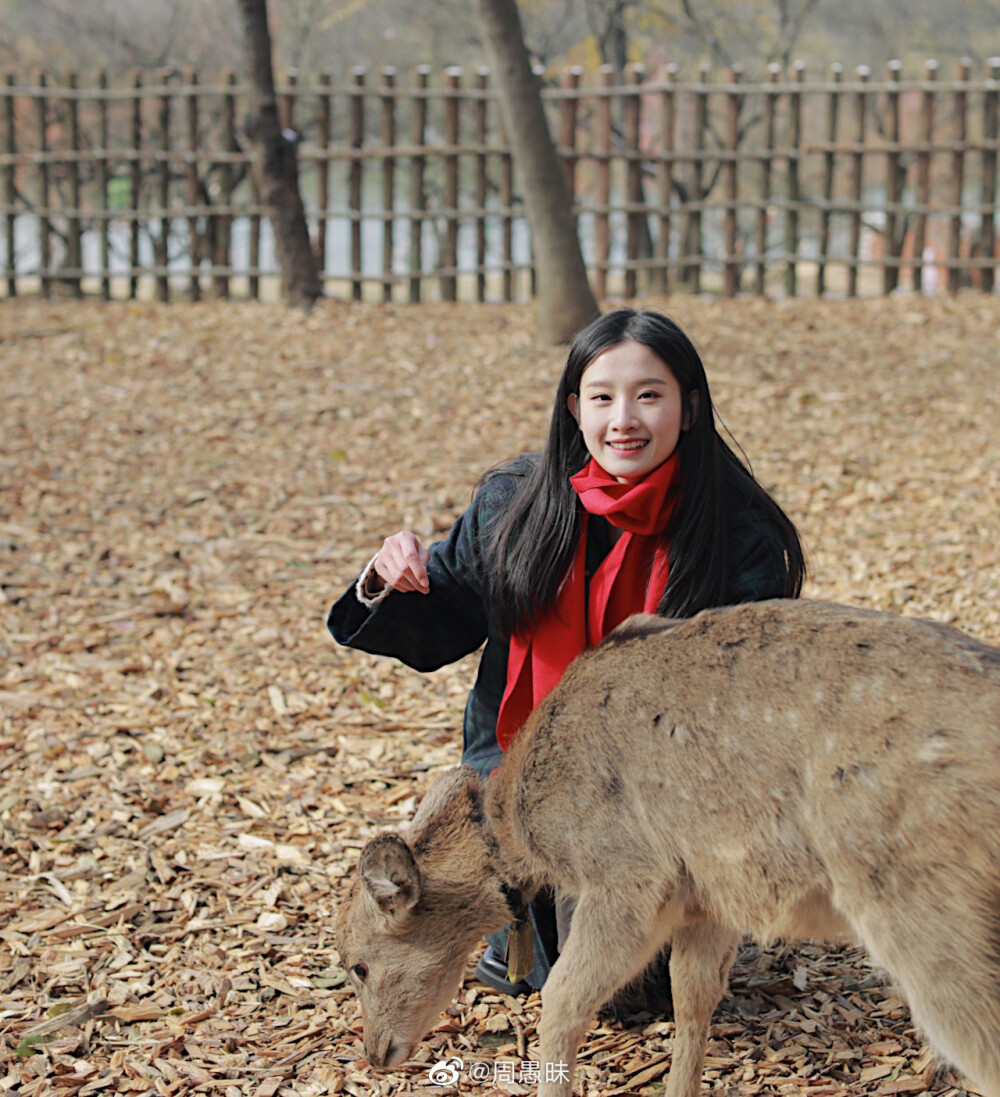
[1,58,999,302]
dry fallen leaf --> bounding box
[1,294,997,1096]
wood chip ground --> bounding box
[1,294,998,1096]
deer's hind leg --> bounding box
[664,920,740,1097]
[536,889,683,1097]
[858,911,1000,1097]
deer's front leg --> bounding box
[663,920,739,1097]
[536,891,677,1097]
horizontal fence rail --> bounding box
[1,58,999,302]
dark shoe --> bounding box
[475,944,531,997]
[599,947,673,1024]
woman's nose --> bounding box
[610,400,639,429]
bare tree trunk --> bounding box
[476,0,599,343]
[236,0,322,308]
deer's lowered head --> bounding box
[335,765,523,1069]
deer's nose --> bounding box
[364,1033,388,1070]
[365,1030,407,1070]
[383,1035,410,1068]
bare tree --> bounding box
[645,0,825,72]
[476,0,599,343]
[235,0,322,308]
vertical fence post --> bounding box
[66,71,82,296]
[381,67,397,302]
[688,62,708,293]
[498,107,513,302]
[623,64,644,298]
[655,63,677,294]
[97,70,110,300]
[913,59,937,293]
[980,57,1000,294]
[595,65,613,300]
[280,68,303,296]
[883,60,903,294]
[279,67,298,296]
[475,66,489,302]
[221,70,242,301]
[442,67,461,302]
[280,68,296,133]
[185,67,201,301]
[756,63,780,296]
[784,60,804,298]
[817,63,841,296]
[36,71,51,297]
[408,65,429,303]
[3,72,17,297]
[316,71,332,287]
[349,67,365,301]
[526,62,544,301]
[948,58,970,293]
[279,70,300,296]
[559,65,581,264]
[723,65,742,298]
[129,69,141,300]
[155,68,171,302]
[847,65,869,298]
[557,65,580,193]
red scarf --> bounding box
[494,454,681,751]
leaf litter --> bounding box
[1,293,998,1096]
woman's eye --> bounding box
[351,962,369,982]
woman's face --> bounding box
[567,339,689,482]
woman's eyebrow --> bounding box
[581,376,670,389]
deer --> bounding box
[335,599,1000,1097]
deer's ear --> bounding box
[359,833,421,919]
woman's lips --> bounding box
[607,440,648,450]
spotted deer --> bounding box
[336,599,1000,1097]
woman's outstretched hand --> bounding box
[373,531,431,594]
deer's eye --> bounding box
[351,962,369,983]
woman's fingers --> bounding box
[374,531,431,593]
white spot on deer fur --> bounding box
[851,678,887,703]
[918,738,950,764]
[669,722,694,744]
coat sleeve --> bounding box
[327,475,515,673]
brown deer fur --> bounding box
[336,599,1000,1097]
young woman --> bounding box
[329,307,805,1009]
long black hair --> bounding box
[479,308,805,638]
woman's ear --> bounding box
[567,392,580,424]
[682,390,701,431]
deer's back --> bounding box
[487,600,1000,929]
